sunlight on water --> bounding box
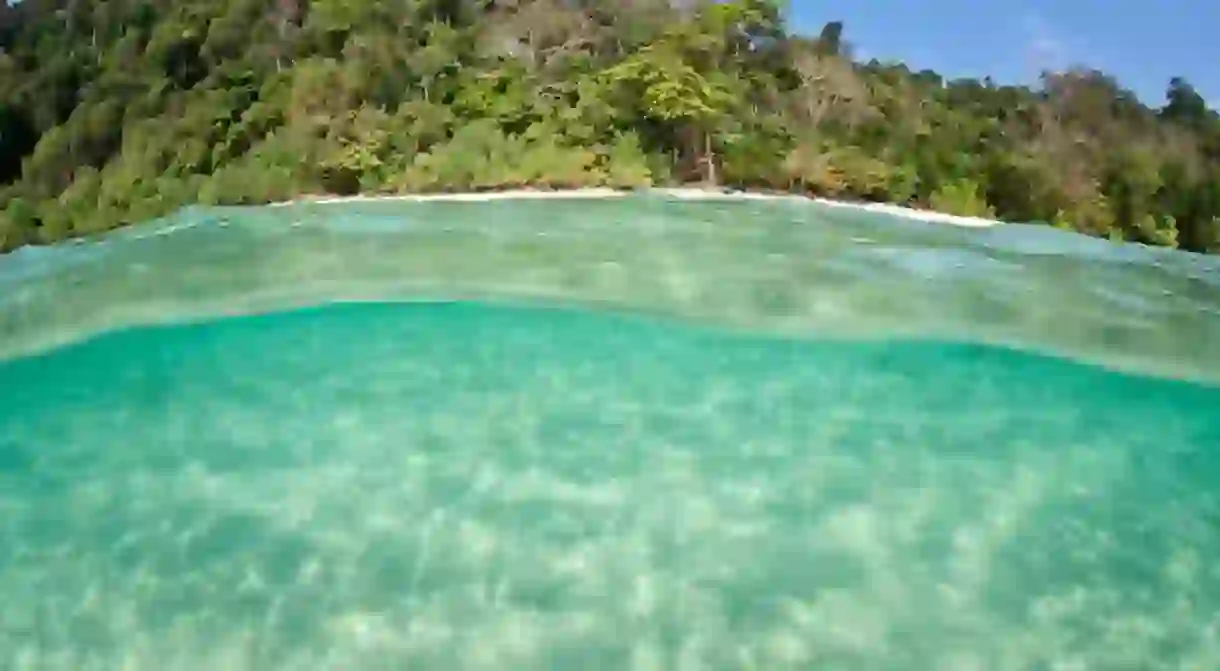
[1,195,1219,669]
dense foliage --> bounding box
[2,0,1219,253]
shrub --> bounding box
[928,178,996,218]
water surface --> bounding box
[2,195,1218,379]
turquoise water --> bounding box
[2,195,1220,669]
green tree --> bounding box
[601,44,735,183]
[0,1,1219,255]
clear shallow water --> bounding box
[1,195,1219,380]
[2,195,1220,669]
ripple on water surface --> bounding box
[1,301,1219,670]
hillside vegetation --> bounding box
[2,0,1219,252]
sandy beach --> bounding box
[273,187,1002,228]
[653,188,1000,227]
[291,187,629,205]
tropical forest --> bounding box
[2,0,1219,253]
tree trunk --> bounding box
[703,130,716,185]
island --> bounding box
[1,0,1217,253]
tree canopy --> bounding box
[2,0,1219,253]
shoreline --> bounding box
[271,187,1002,229]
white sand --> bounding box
[273,187,1002,228]
[274,188,628,206]
[654,187,1000,228]
[810,197,999,228]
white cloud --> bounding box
[1022,13,1069,75]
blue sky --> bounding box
[788,0,1217,107]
